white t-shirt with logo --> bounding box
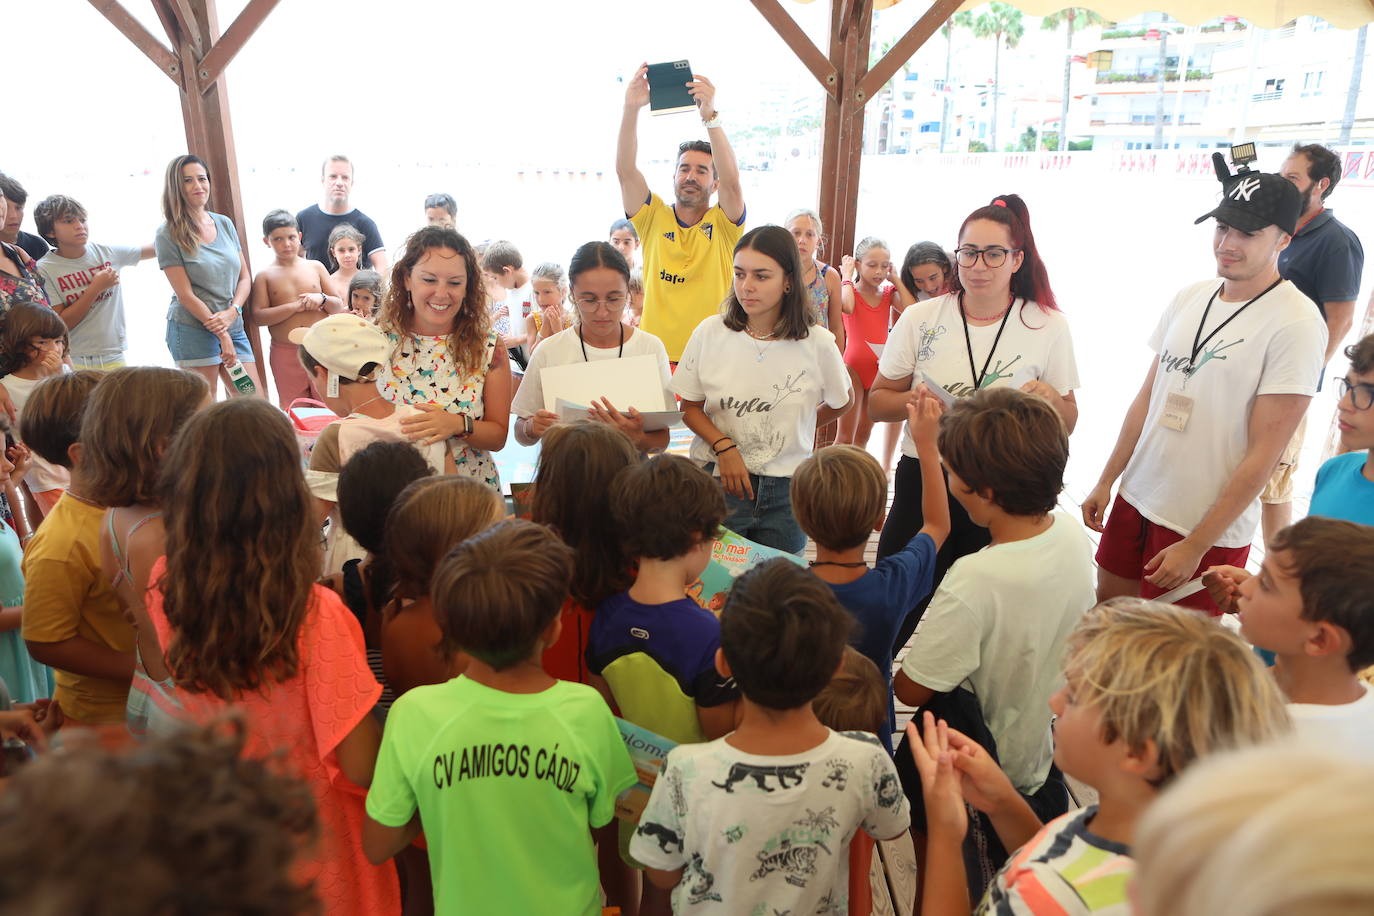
[1119,278,1325,548]
[37,243,143,358]
[1288,685,1374,762]
[899,512,1096,794]
[878,293,1080,458]
[511,325,674,419]
[673,315,850,478]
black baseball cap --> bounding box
[1194,170,1302,235]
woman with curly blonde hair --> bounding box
[378,226,511,490]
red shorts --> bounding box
[1095,495,1249,616]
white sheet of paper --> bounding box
[919,371,958,408]
[867,341,885,359]
[555,398,682,431]
[1155,577,1207,604]
[541,354,668,413]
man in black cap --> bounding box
[1081,165,1328,613]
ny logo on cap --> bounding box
[1229,177,1261,202]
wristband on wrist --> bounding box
[702,112,722,130]
[842,280,854,287]
[715,443,738,456]
[711,435,732,451]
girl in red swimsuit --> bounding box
[838,237,895,448]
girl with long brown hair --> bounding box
[140,398,399,915]
[378,225,511,490]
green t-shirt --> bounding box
[366,676,636,915]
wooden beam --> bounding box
[859,0,964,102]
[86,0,180,81]
[748,0,838,98]
[166,0,205,49]
[838,0,859,41]
[818,0,873,263]
[150,0,186,50]
[196,0,280,91]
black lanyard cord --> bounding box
[958,292,1016,391]
[1188,278,1282,374]
[579,322,625,362]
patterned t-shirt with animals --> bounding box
[629,729,910,915]
[879,292,1079,459]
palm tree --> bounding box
[939,11,975,152]
[1041,8,1105,151]
[972,2,1026,151]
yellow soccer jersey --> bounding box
[631,193,745,361]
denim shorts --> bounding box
[165,316,254,368]
[705,464,807,555]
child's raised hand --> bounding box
[906,391,944,457]
[906,713,967,840]
[37,348,63,378]
[943,725,1019,815]
[841,254,856,280]
[1202,565,1250,615]
[6,442,30,483]
[529,409,559,439]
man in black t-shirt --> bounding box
[1261,143,1367,541]
[295,155,388,273]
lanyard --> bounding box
[579,323,624,362]
[1188,278,1281,374]
[958,293,1016,390]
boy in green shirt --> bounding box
[363,520,636,915]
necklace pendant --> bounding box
[755,352,765,362]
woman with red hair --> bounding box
[869,194,1081,650]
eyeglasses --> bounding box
[1337,376,1374,410]
[574,294,626,313]
[954,245,1019,268]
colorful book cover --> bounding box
[615,718,678,823]
[686,527,808,613]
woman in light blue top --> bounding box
[155,154,262,399]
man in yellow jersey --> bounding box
[616,63,746,362]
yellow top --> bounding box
[631,193,745,361]
[21,493,133,724]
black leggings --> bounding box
[877,455,991,653]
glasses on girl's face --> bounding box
[575,294,626,313]
[954,245,1018,268]
[1337,376,1374,410]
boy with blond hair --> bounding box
[794,396,948,750]
[249,209,344,407]
[910,598,1290,915]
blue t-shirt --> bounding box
[1277,209,1365,320]
[1309,452,1374,525]
[827,532,938,750]
[587,592,737,745]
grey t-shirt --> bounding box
[155,212,242,326]
[37,243,143,357]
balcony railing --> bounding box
[1096,70,1212,84]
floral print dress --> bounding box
[380,328,501,490]
[0,242,51,528]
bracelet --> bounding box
[842,280,854,287]
[319,293,327,307]
[711,435,732,451]
[714,444,738,456]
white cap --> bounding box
[288,315,391,397]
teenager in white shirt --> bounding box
[674,225,851,553]
[870,194,1080,650]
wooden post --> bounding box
[751,0,961,264]
[91,0,279,378]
